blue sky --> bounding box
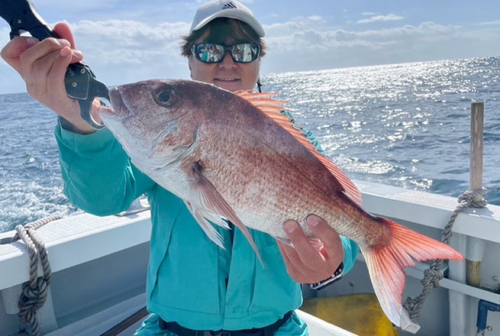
[1,0,500,94]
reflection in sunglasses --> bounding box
[192,43,260,64]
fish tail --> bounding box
[362,218,463,327]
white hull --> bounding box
[1,180,499,336]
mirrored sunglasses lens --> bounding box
[231,44,259,63]
[194,44,208,62]
[195,44,225,63]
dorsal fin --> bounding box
[235,90,362,207]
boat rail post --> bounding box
[1,280,59,334]
[1,284,22,315]
[466,102,486,288]
[448,235,468,336]
[448,102,486,336]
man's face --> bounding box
[188,32,260,92]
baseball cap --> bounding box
[190,0,265,37]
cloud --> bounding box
[2,14,500,95]
[261,21,500,74]
[478,20,500,26]
[265,19,458,43]
[67,20,192,86]
[20,1,199,27]
[357,14,404,24]
[361,12,376,16]
[308,16,323,22]
[34,0,121,12]
[263,15,327,33]
[0,20,192,94]
[0,27,9,47]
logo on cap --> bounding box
[222,2,237,10]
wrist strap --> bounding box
[309,261,344,291]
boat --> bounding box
[1,104,499,336]
[1,176,499,335]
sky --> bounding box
[1,0,500,94]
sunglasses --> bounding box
[191,43,260,64]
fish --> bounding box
[98,79,463,329]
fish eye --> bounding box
[153,86,177,107]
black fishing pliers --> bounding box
[0,0,108,129]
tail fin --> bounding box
[361,218,463,328]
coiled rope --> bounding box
[11,216,61,336]
[403,188,489,324]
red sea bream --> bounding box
[99,79,463,328]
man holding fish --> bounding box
[1,0,362,334]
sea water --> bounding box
[1,57,499,232]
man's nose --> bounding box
[219,51,236,68]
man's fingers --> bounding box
[0,37,39,73]
[26,48,72,98]
[277,239,302,270]
[280,216,344,283]
[277,241,308,282]
[20,38,71,78]
[54,22,77,48]
[53,23,84,64]
[1,22,88,130]
[284,220,324,268]
[46,49,74,92]
[306,215,343,260]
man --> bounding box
[1,0,359,335]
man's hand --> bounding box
[277,215,344,284]
[1,22,100,134]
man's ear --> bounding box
[188,57,194,79]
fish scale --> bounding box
[199,123,336,238]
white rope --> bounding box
[403,188,489,324]
[12,216,61,336]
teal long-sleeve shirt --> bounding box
[55,116,359,332]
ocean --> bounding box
[1,57,499,232]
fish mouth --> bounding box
[98,87,131,120]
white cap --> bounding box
[190,0,265,37]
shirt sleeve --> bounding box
[281,110,360,274]
[55,123,156,216]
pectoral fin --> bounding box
[184,200,229,249]
[188,162,261,261]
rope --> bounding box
[11,216,61,336]
[403,188,488,323]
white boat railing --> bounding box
[1,180,499,336]
[0,210,152,292]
